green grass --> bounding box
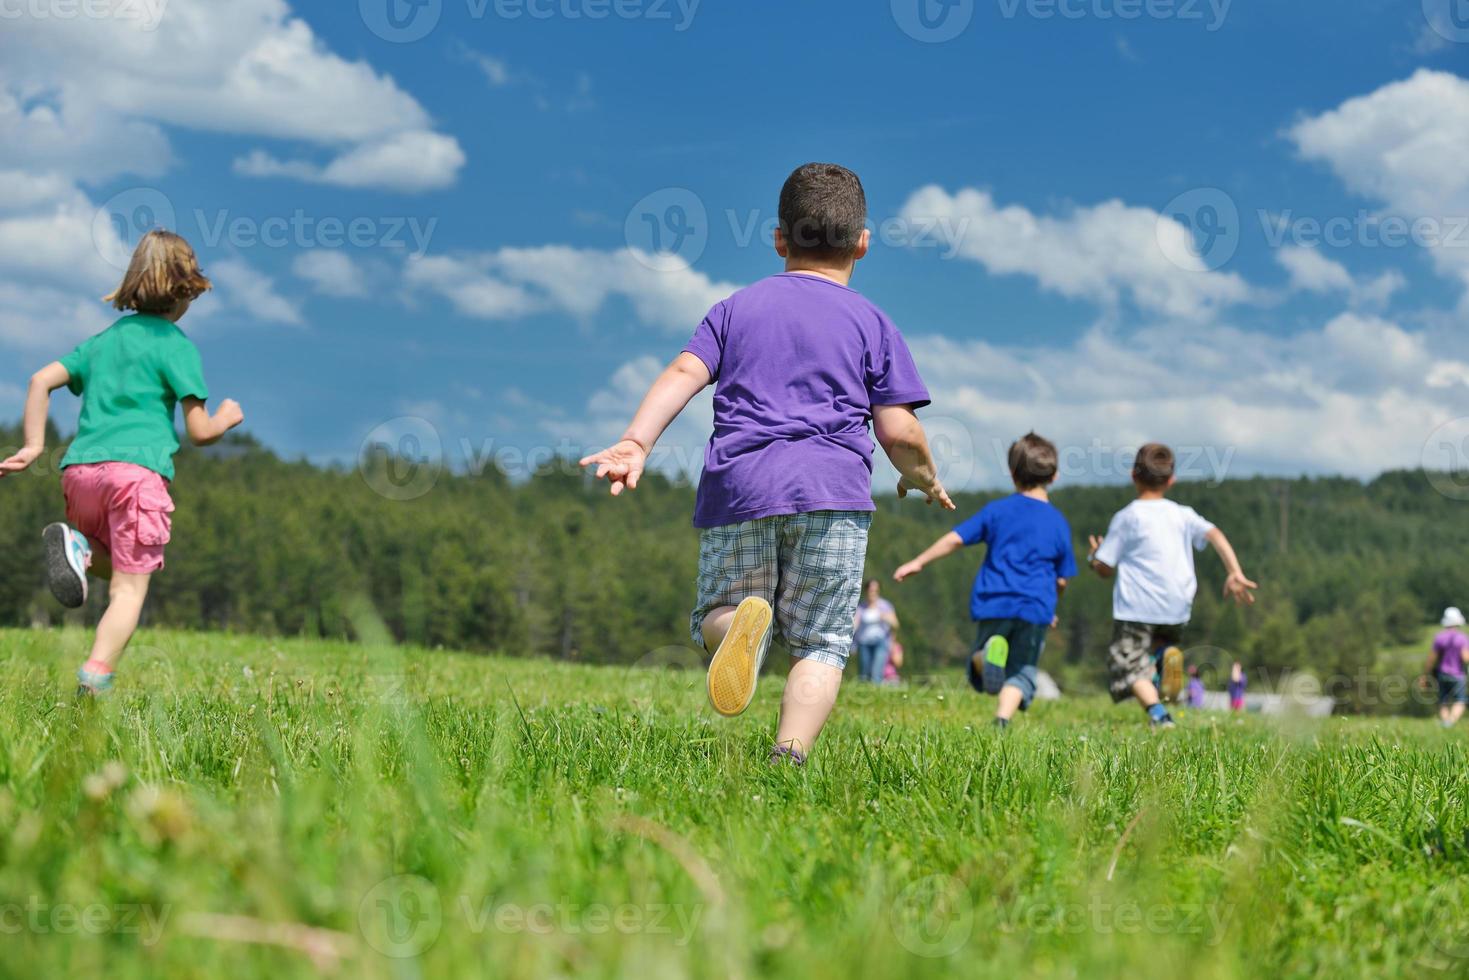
[2,628,1468,979]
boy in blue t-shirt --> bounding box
[895,433,1077,728]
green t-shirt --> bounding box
[59,315,210,482]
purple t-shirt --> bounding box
[1434,628,1467,678]
[682,274,930,528]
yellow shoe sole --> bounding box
[1160,646,1185,703]
[706,596,773,717]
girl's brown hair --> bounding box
[104,230,212,314]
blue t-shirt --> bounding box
[954,494,1078,625]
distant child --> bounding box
[1424,606,1467,728]
[580,163,953,764]
[894,433,1076,729]
[1087,444,1257,728]
[1228,661,1247,711]
[0,231,244,694]
[882,640,904,685]
[1185,665,1205,710]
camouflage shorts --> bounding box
[1107,620,1185,702]
[691,511,871,670]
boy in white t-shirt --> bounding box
[1088,444,1258,727]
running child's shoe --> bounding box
[972,635,1009,696]
[706,596,774,717]
[43,523,91,609]
[76,662,114,697]
[1158,645,1185,703]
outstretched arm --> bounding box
[894,531,963,581]
[1087,534,1116,579]
[1206,527,1257,604]
[0,362,70,477]
[873,404,955,510]
[182,397,245,447]
[579,352,710,496]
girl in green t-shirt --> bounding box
[0,231,245,695]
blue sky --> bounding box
[2,0,1467,489]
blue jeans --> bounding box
[856,637,891,683]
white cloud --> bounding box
[404,247,739,331]
[1288,70,1469,302]
[903,313,1469,487]
[0,0,464,191]
[565,312,1469,490]
[0,280,112,351]
[211,258,303,327]
[234,130,465,194]
[292,250,368,298]
[899,185,1253,320]
[0,186,121,293]
[1276,246,1404,309]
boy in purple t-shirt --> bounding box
[1425,606,1468,727]
[581,163,954,763]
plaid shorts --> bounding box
[1107,620,1184,702]
[691,511,871,670]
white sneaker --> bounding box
[43,523,91,609]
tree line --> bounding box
[1,422,1463,711]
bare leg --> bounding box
[1132,677,1162,708]
[699,605,739,653]
[996,685,1025,721]
[1449,702,1466,726]
[774,658,842,756]
[88,572,151,671]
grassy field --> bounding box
[1,628,1467,979]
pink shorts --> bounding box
[62,462,175,575]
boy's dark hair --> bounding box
[1133,443,1176,489]
[1008,432,1058,490]
[778,163,868,261]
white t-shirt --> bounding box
[1094,499,1215,625]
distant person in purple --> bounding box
[1186,665,1205,710]
[1228,661,1246,712]
[1425,606,1468,728]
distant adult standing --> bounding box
[1228,662,1247,712]
[853,579,898,684]
[1425,607,1468,728]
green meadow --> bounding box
[1,628,1466,979]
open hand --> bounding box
[893,560,924,582]
[0,445,42,478]
[1088,534,1105,555]
[897,475,956,511]
[579,439,648,496]
[1223,571,1259,605]
[217,398,245,431]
